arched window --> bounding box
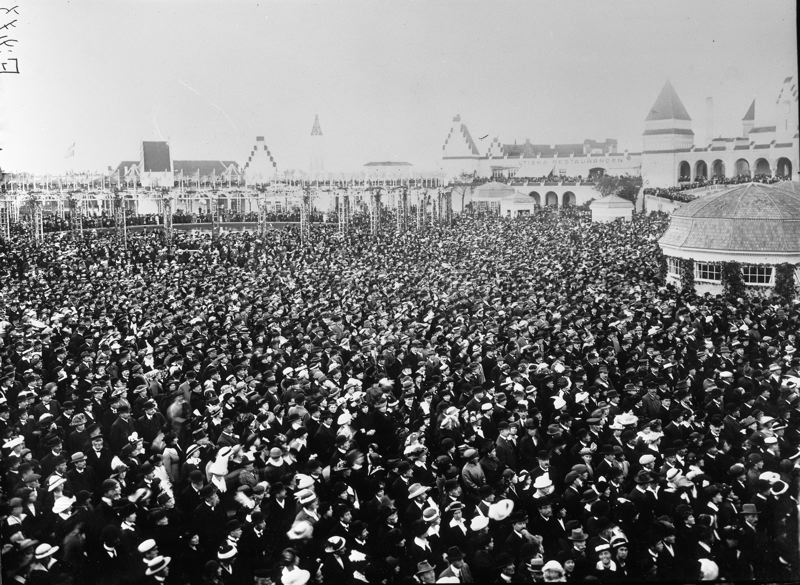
[754,158,771,177]
[776,157,792,179]
[711,159,725,179]
[529,191,541,206]
[545,192,558,207]
[694,160,708,181]
[562,192,576,207]
[735,158,751,177]
[678,161,691,182]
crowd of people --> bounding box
[33,211,329,235]
[658,174,791,201]
[0,207,798,585]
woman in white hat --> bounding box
[542,559,566,582]
[28,543,60,585]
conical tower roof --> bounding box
[311,114,323,136]
[742,100,755,121]
[645,80,691,121]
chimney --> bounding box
[705,97,714,144]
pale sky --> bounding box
[0,0,796,174]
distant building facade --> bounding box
[113,142,242,188]
[441,77,799,189]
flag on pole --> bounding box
[65,142,76,159]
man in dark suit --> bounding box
[65,452,96,496]
[238,511,270,572]
[109,404,136,452]
[321,536,352,584]
[192,485,227,555]
[494,423,517,470]
[85,433,112,486]
[438,546,474,582]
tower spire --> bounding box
[311,114,323,136]
[645,80,692,121]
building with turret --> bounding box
[440,77,799,190]
[641,77,799,187]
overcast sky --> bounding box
[0,0,796,174]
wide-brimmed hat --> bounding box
[281,568,311,585]
[137,539,157,554]
[470,515,489,531]
[568,528,589,541]
[34,543,59,560]
[488,498,514,521]
[47,475,67,492]
[286,520,314,540]
[145,555,172,575]
[446,546,464,561]
[296,488,317,506]
[422,507,440,523]
[408,483,430,499]
[71,452,86,464]
[740,503,760,515]
[52,496,75,514]
[542,560,564,574]
[324,536,346,553]
[415,561,435,575]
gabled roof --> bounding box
[141,141,172,172]
[645,81,691,122]
[442,115,481,156]
[243,136,278,184]
[742,100,755,121]
[311,114,323,136]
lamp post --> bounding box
[0,197,11,241]
[67,191,83,241]
[113,187,127,249]
[29,192,44,243]
[256,185,269,238]
[209,190,220,239]
[300,185,312,245]
[161,187,174,253]
[396,186,409,234]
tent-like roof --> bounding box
[472,181,516,200]
[659,182,800,253]
[645,81,691,122]
[590,195,634,209]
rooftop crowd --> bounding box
[0,207,798,584]
[648,175,792,202]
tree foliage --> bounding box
[721,261,745,300]
[680,258,695,293]
[596,175,643,204]
[774,263,798,301]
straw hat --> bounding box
[145,555,171,576]
[34,543,59,560]
[488,498,514,521]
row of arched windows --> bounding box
[527,191,577,207]
[678,157,793,182]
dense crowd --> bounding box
[660,174,791,200]
[32,211,328,235]
[1,208,799,585]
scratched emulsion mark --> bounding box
[0,4,19,74]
